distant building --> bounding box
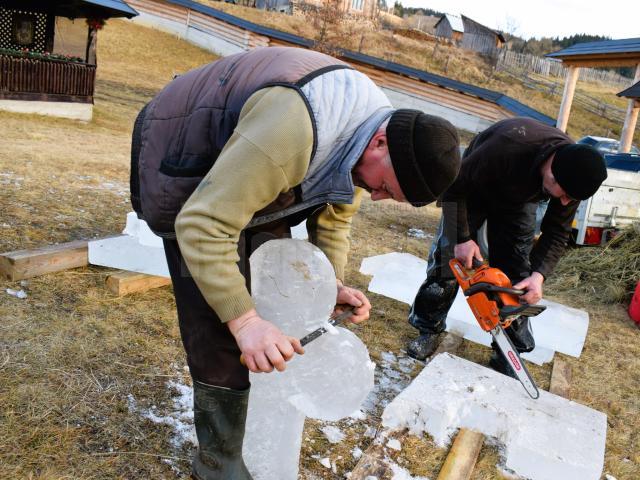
[0,0,138,120]
[435,13,505,54]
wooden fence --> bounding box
[0,55,96,101]
[496,49,630,87]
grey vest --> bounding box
[131,47,392,237]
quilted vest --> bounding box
[131,46,392,237]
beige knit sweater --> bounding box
[175,86,362,322]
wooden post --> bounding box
[556,65,580,132]
[619,63,640,153]
[436,429,484,480]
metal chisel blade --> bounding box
[299,308,354,347]
[491,325,540,399]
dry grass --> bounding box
[1,18,639,480]
[547,225,640,304]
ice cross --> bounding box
[242,239,375,479]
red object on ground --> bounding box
[629,280,640,324]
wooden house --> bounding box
[0,0,138,120]
[435,13,505,55]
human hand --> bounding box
[336,282,371,323]
[513,272,544,304]
[228,309,304,373]
[454,239,483,269]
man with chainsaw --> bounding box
[406,117,607,375]
[130,46,461,479]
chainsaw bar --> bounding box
[491,325,540,399]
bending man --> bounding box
[131,46,461,480]
[406,117,607,373]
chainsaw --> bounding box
[449,258,546,399]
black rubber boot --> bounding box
[406,333,442,361]
[488,349,518,379]
[191,381,253,480]
[504,316,536,353]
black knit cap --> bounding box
[551,144,607,200]
[387,109,461,207]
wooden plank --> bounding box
[549,357,572,398]
[0,240,89,281]
[106,270,171,296]
[436,428,484,480]
[350,334,464,479]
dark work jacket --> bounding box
[441,117,577,278]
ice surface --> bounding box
[243,239,374,480]
[381,353,607,480]
[290,220,308,239]
[88,212,169,277]
[359,252,590,364]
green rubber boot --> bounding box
[191,381,253,480]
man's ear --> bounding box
[369,130,387,150]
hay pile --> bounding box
[547,224,640,304]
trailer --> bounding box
[573,156,640,245]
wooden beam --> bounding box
[556,65,580,132]
[549,357,572,398]
[562,58,640,68]
[436,428,484,480]
[0,240,89,281]
[106,270,171,296]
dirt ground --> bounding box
[1,19,639,480]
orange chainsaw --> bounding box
[449,258,546,399]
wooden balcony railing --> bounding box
[0,55,96,103]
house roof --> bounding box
[80,0,138,18]
[162,0,555,125]
[546,37,640,66]
[460,15,505,43]
[441,13,464,33]
[0,0,138,18]
[617,80,640,99]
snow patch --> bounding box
[6,288,27,299]
[321,425,345,444]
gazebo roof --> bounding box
[546,37,640,67]
[0,0,138,19]
[617,81,640,99]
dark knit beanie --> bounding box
[387,109,461,207]
[551,144,607,200]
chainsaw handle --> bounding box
[464,282,526,297]
[471,257,484,269]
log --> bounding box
[436,429,484,480]
[106,270,171,296]
[549,357,572,399]
[0,240,89,281]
